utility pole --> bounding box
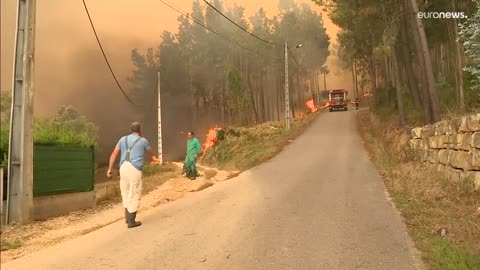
[7,0,36,225]
[157,71,163,165]
[352,60,357,99]
[354,59,359,98]
[284,42,291,131]
[315,70,320,106]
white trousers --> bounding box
[119,161,143,213]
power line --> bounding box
[289,51,300,66]
[82,0,137,105]
[159,0,278,60]
[202,0,283,47]
[202,0,305,68]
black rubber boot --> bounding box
[127,211,142,228]
[125,208,128,223]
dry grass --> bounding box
[1,239,22,251]
[142,162,180,194]
[357,111,480,269]
[201,112,320,171]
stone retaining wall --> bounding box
[409,113,480,189]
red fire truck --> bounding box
[328,89,348,112]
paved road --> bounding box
[4,110,424,270]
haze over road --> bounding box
[3,110,424,270]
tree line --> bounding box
[313,0,480,126]
[128,0,330,150]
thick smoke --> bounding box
[1,0,352,167]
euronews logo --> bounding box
[418,12,468,19]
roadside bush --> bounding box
[0,103,98,165]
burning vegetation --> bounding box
[200,127,225,159]
[200,112,318,171]
[305,98,330,113]
[199,100,326,164]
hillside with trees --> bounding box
[128,0,330,151]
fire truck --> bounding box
[328,89,348,112]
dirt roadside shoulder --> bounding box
[0,163,237,263]
[356,110,480,270]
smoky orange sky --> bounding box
[1,0,350,117]
[1,0,351,161]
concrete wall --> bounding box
[410,113,480,189]
[33,191,96,220]
[3,194,96,223]
[0,181,120,224]
[33,181,121,220]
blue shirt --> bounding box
[116,134,151,171]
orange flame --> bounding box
[203,128,218,150]
[305,99,318,113]
[150,156,160,165]
[201,127,222,159]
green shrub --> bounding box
[0,120,9,166]
[0,104,98,164]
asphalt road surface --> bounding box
[4,109,425,270]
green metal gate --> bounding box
[33,145,94,196]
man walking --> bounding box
[184,131,201,180]
[107,122,158,228]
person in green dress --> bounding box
[184,131,201,180]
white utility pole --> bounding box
[284,42,303,130]
[157,71,163,165]
[284,42,290,131]
[7,0,36,225]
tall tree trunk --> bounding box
[444,42,451,76]
[369,55,377,103]
[276,69,281,121]
[221,69,226,126]
[247,74,259,124]
[394,49,407,127]
[408,0,441,122]
[406,0,431,123]
[323,70,327,92]
[264,67,269,122]
[260,71,266,123]
[352,60,356,99]
[297,73,302,114]
[400,14,422,109]
[314,70,319,104]
[452,0,465,111]
[309,73,317,105]
[354,59,359,99]
[290,74,296,119]
[446,21,460,107]
[255,79,261,123]
[245,58,259,124]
